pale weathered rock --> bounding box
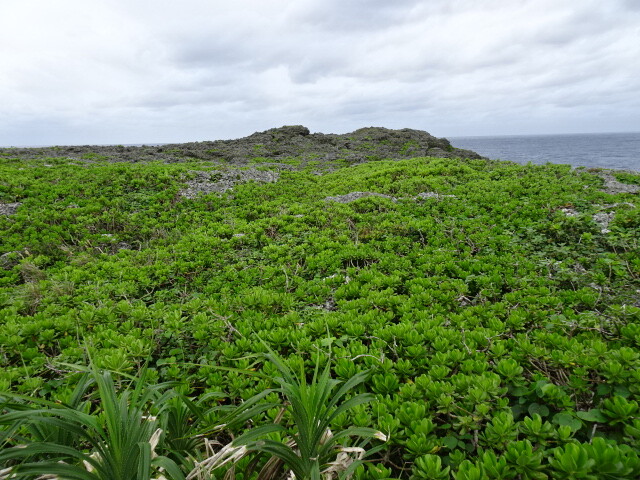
[593,212,616,233]
[0,202,21,216]
[592,202,636,233]
[415,192,457,200]
[592,171,640,195]
[324,192,397,203]
[180,168,280,199]
[560,207,579,217]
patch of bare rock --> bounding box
[324,191,457,203]
[415,192,457,200]
[592,171,640,195]
[0,202,21,216]
[324,192,398,203]
[560,202,636,234]
[180,168,280,199]
[593,203,636,233]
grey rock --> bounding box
[593,212,616,234]
[0,125,484,166]
[415,192,457,200]
[427,148,446,156]
[0,202,21,216]
[324,192,397,203]
[601,202,636,209]
[560,207,579,217]
[591,171,640,195]
[0,251,24,269]
[591,202,637,233]
[180,168,280,199]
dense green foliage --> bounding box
[1,153,640,478]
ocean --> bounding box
[450,132,640,172]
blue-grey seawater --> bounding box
[451,132,640,171]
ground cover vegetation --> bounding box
[1,137,640,478]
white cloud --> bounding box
[1,0,639,144]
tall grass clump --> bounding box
[189,346,387,480]
[1,348,386,480]
[0,367,185,480]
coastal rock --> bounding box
[593,212,616,234]
[1,251,24,270]
[560,207,579,217]
[0,202,21,216]
[325,191,457,204]
[592,202,636,233]
[0,126,485,165]
[324,192,397,203]
[593,171,640,195]
[180,168,280,199]
[415,192,457,200]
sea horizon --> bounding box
[451,131,640,172]
[451,130,640,139]
[3,129,639,148]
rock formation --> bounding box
[0,126,484,165]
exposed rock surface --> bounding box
[559,202,636,234]
[180,168,280,199]
[0,202,21,216]
[0,250,27,270]
[592,171,640,195]
[592,212,616,234]
[324,191,458,203]
[593,203,636,234]
[325,192,398,203]
[560,207,579,217]
[415,192,457,200]
[0,126,485,165]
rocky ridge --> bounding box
[0,125,484,165]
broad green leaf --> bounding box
[576,409,607,423]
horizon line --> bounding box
[2,129,640,149]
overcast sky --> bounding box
[1,0,640,145]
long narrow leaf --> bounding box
[327,427,378,449]
[325,370,370,411]
[0,441,93,464]
[247,439,307,479]
[234,424,287,445]
[137,441,152,480]
[6,461,99,480]
[325,393,375,427]
[153,455,187,480]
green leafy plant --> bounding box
[481,411,517,449]
[410,454,450,480]
[504,440,547,480]
[584,437,640,479]
[549,443,595,479]
[601,396,639,425]
[478,450,514,479]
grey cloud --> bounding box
[1,0,640,145]
[289,0,424,31]
[173,39,252,69]
[619,0,640,11]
